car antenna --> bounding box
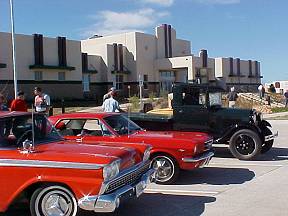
[127,103,130,138]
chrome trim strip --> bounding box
[78,168,156,213]
[265,131,278,142]
[182,151,214,163]
[0,159,105,170]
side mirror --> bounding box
[21,140,34,154]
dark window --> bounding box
[144,75,148,90]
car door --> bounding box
[173,86,210,132]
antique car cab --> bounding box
[0,111,155,216]
[49,112,214,184]
[130,83,278,160]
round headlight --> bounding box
[103,160,121,181]
[143,147,151,162]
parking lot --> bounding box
[3,120,287,216]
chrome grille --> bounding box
[204,139,213,151]
[104,162,150,194]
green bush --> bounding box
[148,92,157,103]
[128,95,140,111]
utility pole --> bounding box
[139,74,143,109]
[9,0,18,98]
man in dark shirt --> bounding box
[227,87,238,108]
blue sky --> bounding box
[0,0,287,82]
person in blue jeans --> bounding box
[284,90,288,107]
[0,94,9,111]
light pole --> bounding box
[9,0,18,98]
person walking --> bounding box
[0,94,9,111]
[10,91,28,112]
[34,87,51,114]
[227,87,238,108]
[103,87,116,102]
[284,89,288,107]
[102,91,124,112]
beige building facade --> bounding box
[0,24,262,102]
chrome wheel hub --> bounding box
[152,157,174,182]
[42,191,72,216]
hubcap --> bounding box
[235,135,256,155]
[152,157,174,182]
[41,191,72,216]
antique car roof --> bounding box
[51,112,120,119]
[0,111,34,118]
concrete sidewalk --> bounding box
[263,111,288,119]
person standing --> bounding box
[0,94,9,111]
[34,87,51,114]
[258,84,263,99]
[10,91,28,112]
[227,87,238,108]
[284,89,288,107]
[103,87,116,102]
[102,91,124,112]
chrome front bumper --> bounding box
[78,168,156,213]
[265,131,278,142]
[182,151,214,163]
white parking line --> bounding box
[209,162,284,167]
[144,188,219,196]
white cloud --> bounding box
[195,0,240,4]
[82,8,169,37]
[142,0,174,7]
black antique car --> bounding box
[130,83,278,160]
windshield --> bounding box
[104,115,142,135]
[209,92,222,106]
[0,114,63,148]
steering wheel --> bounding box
[16,130,32,147]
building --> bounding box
[0,24,262,102]
[0,32,84,101]
[82,24,262,96]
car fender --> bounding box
[258,120,272,128]
[150,149,180,163]
[2,174,102,212]
[215,123,261,144]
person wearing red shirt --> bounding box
[10,91,28,112]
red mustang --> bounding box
[50,113,214,184]
[0,112,155,215]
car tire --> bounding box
[229,129,262,160]
[30,185,78,216]
[261,127,274,154]
[151,154,179,184]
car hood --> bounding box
[2,141,137,171]
[130,130,211,144]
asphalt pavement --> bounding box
[3,120,288,216]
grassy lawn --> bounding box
[271,107,288,113]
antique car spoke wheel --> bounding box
[151,155,179,184]
[30,185,78,216]
[229,129,261,160]
[235,135,255,155]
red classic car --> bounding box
[0,111,155,216]
[49,113,214,184]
